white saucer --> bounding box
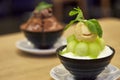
[16,37,67,55]
[50,64,120,80]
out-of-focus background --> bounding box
[0,0,119,35]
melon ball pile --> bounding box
[61,22,105,58]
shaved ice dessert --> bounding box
[20,2,64,49]
[60,7,111,59]
[56,7,115,80]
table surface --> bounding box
[0,18,120,80]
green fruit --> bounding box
[67,34,76,43]
[96,37,105,50]
[99,38,105,50]
[66,40,77,53]
[89,42,101,58]
[74,42,89,56]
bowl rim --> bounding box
[56,45,115,61]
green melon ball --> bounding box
[98,38,105,50]
[89,41,101,58]
[67,34,76,43]
[74,41,89,56]
[66,40,77,53]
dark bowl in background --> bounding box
[22,29,63,49]
[56,45,115,80]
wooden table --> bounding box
[0,18,120,80]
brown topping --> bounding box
[33,8,53,18]
[20,8,63,32]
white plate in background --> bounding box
[16,37,66,55]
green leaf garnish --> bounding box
[69,7,84,19]
[89,19,103,37]
[69,10,78,16]
[83,19,103,37]
[64,7,84,30]
[65,7,103,37]
[35,2,52,11]
[64,20,77,30]
[84,20,98,34]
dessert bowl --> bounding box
[56,45,115,80]
[21,29,63,49]
[55,6,115,80]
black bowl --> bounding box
[22,29,63,49]
[56,45,115,80]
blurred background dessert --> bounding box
[20,2,64,49]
